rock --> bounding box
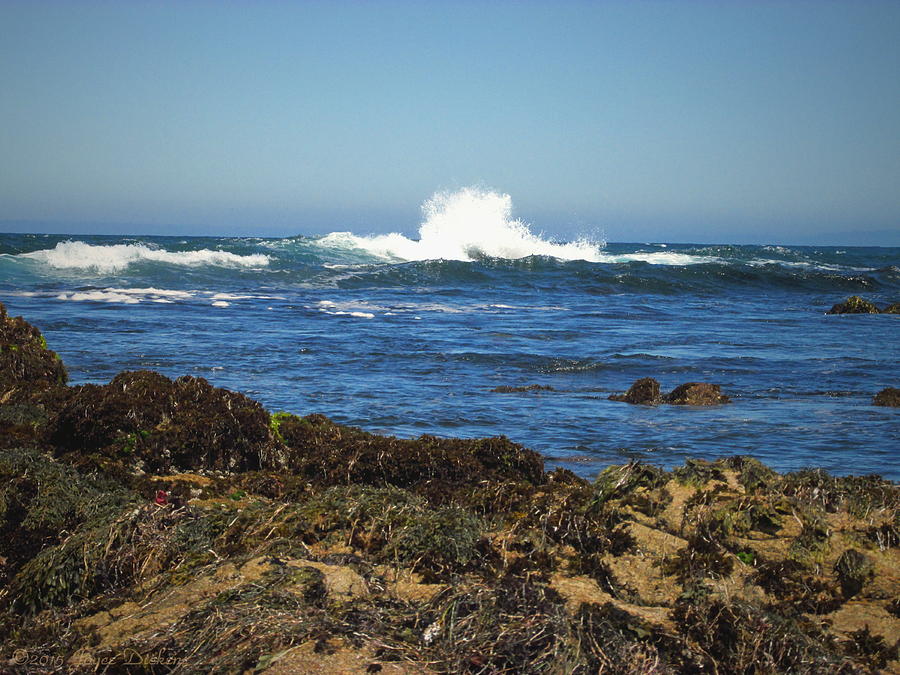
[826,296,881,314]
[873,387,900,407]
[275,413,545,500]
[491,384,555,393]
[0,301,67,403]
[664,383,730,406]
[834,549,875,598]
[0,404,48,448]
[46,370,285,475]
[608,377,662,405]
[883,303,900,314]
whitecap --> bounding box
[315,187,604,262]
[20,241,270,273]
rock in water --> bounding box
[608,377,662,405]
[0,301,67,402]
[873,387,900,407]
[827,296,881,314]
[491,384,555,393]
[883,303,900,314]
[665,382,731,406]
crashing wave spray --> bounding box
[20,241,270,274]
[318,187,605,262]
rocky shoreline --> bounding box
[1,301,898,674]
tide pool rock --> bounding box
[0,301,67,402]
[665,382,731,406]
[608,377,662,405]
[47,370,285,474]
[274,412,545,500]
[826,296,881,314]
[873,387,900,407]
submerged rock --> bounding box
[826,296,881,314]
[0,301,67,403]
[47,370,285,474]
[608,377,662,405]
[665,382,731,406]
[873,387,900,407]
[491,384,555,393]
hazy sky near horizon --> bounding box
[1,0,899,245]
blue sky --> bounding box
[1,0,899,245]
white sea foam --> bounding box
[317,188,605,262]
[312,188,721,265]
[598,251,719,265]
[57,290,141,304]
[21,241,270,273]
[315,299,379,318]
[54,287,195,304]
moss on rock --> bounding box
[827,295,881,314]
[874,387,900,407]
[46,370,285,475]
[0,301,67,403]
[608,377,661,404]
[665,382,731,406]
[277,413,545,500]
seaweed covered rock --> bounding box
[609,379,730,406]
[491,383,555,393]
[608,377,662,405]
[0,447,136,584]
[884,303,900,314]
[275,413,545,499]
[665,382,731,406]
[834,549,875,598]
[46,370,285,475]
[827,296,881,314]
[0,301,67,403]
[0,403,49,449]
[873,387,900,407]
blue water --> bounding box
[1,226,898,480]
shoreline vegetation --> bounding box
[1,300,898,674]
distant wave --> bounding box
[312,187,607,262]
[306,188,725,266]
[18,241,270,273]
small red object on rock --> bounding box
[154,490,168,506]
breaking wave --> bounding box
[315,187,605,262]
[18,241,270,273]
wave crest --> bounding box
[21,241,270,273]
[317,187,605,262]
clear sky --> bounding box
[1,0,899,245]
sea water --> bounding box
[1,189,898,479]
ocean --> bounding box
[1,190,898,480]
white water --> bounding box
[317,188,605,262]
[21,241,270,273]
[314,188,720,265]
